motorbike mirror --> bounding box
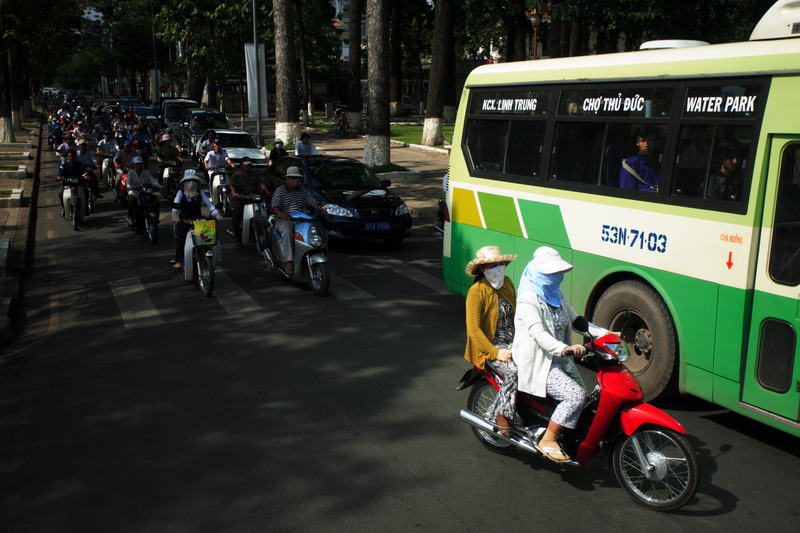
[572,316,590,334]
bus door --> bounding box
[742,138,800,422]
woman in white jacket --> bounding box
[512,247,609,463]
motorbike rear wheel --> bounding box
[466,380,515,455]
[70,199,79,231]
[612,427,699,511]
[223,194,231,217]
[309,261,330,296]
[196,252,215,297]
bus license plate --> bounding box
[364,222,391,231]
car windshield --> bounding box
[308,161,384,189]
[217,133,257,149]
[193,115,229,129]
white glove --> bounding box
[171,212,179,223]
[214,212,223,221]
[496,348,512,362]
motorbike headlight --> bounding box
[324,203,353,218]
[604,342,629,362]
[395,203,409,216]
[308,225,323,247]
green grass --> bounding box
[389,124,454,147]
[0,165,18,171]
[0,190,11,198]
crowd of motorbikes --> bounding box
[47,98,331,297]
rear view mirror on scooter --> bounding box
[572,316,590,334]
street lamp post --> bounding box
[528,11,541,60]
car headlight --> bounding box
[308,225,323,247]
[324,203,353,217]
[395,203,409,216]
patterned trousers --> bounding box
[485,359,518,420]
[546,356,587,429]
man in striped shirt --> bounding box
[271,166,324,275]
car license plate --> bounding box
[364,222,391,231]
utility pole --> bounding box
[253,0,263,145]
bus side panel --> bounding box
[713,285,753,383]
[517,199,571,248]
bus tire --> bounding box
[592,280,677,402]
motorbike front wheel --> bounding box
[196,252,215,297]
[71,199,79,231]
[309,261,330,296]
[612,427,699,511]
[465,380,515,455]
[146,215,158,244]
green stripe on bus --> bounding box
[518,199,571,248]
[477,192,523,236]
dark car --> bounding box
[180,110,231,157]
[265,156,412,245]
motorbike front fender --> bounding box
[305,251,327,266]
[619,402,687,436]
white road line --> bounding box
[329,273,375,300]
[382,259,450,295]
[109,278,165,329]
[212,268,262,314]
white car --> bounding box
[195,129,267,168]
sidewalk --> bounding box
[0,120,39,345]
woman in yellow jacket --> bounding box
[463,246,518,436]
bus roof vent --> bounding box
[750,0,800,40]
[639,40,710,50]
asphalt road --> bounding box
[0,151,798,532]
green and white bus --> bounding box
[442,10,800,436]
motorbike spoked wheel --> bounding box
[196,252,215,297]
[612,427,699,511]
[309,261,330,296]
[223,195,231,218]
[146,215,158,244]
[466,380,515,455]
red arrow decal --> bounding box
[726,251,734,270]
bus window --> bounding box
[506,120,546,179]
[465,119,508,173]
[768,143,800,285]
[616,124,666,192]
[673,125,713,197]
[601,124,638,188]
[550,122,605,184]
[704,126,753,201]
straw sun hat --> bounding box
[465,246,517,276]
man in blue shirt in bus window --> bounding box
[620,127,660,192]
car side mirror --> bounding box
[382,179,392,187]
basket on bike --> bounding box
[192,219,217,245]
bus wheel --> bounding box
[592,280,677,401]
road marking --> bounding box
[46,212,54,221]
[109,278,165,329]
[382,258,450,294]
[329,273,375,300]
[46,230,55,240]
[212,268,262,314]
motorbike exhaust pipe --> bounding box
[459,409,541,455]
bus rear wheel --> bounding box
[592,280,677,402]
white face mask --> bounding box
[484,264,506,289]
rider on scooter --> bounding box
[56,149,85,217]
[229,156,269,243]
[76,139,102,199]
[126,156,162,227]
[512,247,612,463]
[270,166,324,275]
[170,170,223,272]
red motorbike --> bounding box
[458,316,699,511]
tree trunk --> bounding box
[347,0,364,133]
[421,0,452,146]
[295,0,312,126]
[388,0,402,116]
[274,0,300,143]
[442,2,456,123]
[364,0,390,167]
[569,17,581,57]
[8,38,22,129]
[207,77,218,109]
[513,5,528,62]
[0,37,16,143]
[548,19,562,58]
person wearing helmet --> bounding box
[125,155,162,227]
[199,130,217,159]
[76,139,102,199]
[156,133,182,179]
[270,165,324,275]
[55,133,77,163]
[268,138,288,165]
[170,170,223,271]
[229,156,269,243]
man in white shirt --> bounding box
[126,156,162,227]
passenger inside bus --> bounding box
[707,140,743,201]
[674,125,712,196]
[619,126,662,191]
